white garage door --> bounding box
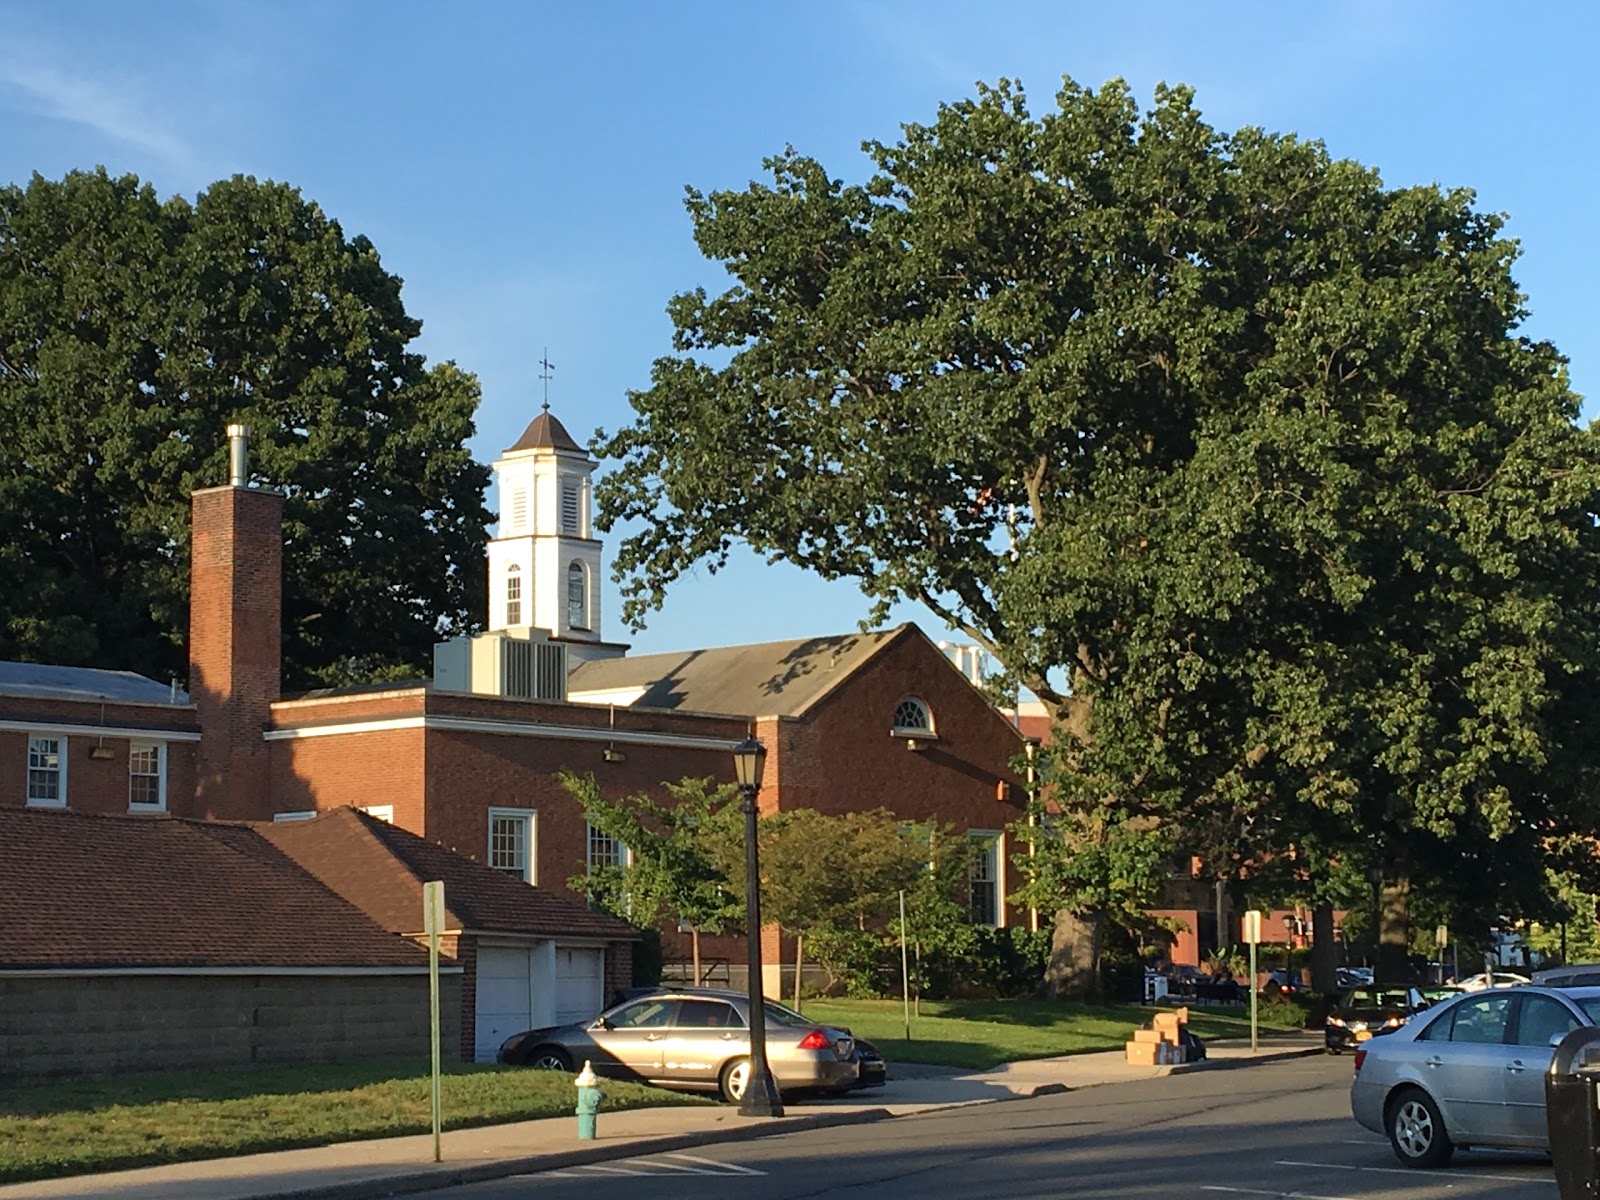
[554,947,605,1024]
[476,947,534,1062]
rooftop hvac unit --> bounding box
[433,630,568,701]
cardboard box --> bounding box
[1133,1029,1164,1045]
[1125,1040,1160,1066]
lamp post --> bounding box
[732,736,783,1118]
[1282,915,1295,991]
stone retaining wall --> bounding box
[0,972,461,1082]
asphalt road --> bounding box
[429,1056,1558,1199]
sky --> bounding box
[1,0,1594,659]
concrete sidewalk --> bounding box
[0,1035,1323,1200]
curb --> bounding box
[257,1108,896,1200]
[1167,1044,1325,1075]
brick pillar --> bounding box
[190,484,283,820]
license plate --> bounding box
[1355,1030,1373,1042]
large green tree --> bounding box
[0,168,491,689]
[595,77,1600,992]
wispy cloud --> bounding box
[0,58,192,167]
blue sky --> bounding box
[1,1,1593,658]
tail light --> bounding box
[797,1030,829,1050]
[1353,1049,1367,1073]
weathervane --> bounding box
[538,349,555,414]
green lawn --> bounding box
[0,1059,707,1186]
[804,998,1306,1070]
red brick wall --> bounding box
[0,729,197,816]
[271,728,427,829]
[604,940,634,1004]
[190,485,283,822]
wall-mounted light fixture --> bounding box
[88,744,115,760]
[602,745,626,764]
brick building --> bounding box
[1,413,1032,1049]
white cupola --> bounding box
[487,408,603,646]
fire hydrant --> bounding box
[574,1060,603,1140]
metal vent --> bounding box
[499,635,566,701]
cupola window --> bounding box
[567,561,588,630]
[506,565,523,626]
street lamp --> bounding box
[732,736,783,1118]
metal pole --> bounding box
[739,784,783,1117]
[1249,940,1258,1053]
[900,889,911,1042]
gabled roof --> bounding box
[566,626,910,718]
[504,411,584,455]
[0,660,188,705]
[257,808,637,941]
[0,809,428,970]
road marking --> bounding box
[664,1152,766,1175]
[1202,1188,1357,1200]
[576,1164,655,1176]
[622,1158,721,1174]
[1275,1158,1554,1185]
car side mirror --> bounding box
[591,1018,613,1031]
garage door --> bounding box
[554,947,604,1024]
[475,947,534,1062]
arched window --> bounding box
[505,565,523,626]
[893,697,933,734]
[567,561,587,630]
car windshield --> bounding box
[1577,998,1600,1025]
[1342,988,1411,1008]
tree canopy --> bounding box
[0,168,491,689]
[595,77,1600,984]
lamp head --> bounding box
[732,736,766,791]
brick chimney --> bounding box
[189,424,282,820]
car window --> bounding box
[675,1000,744,1029]
[608,998,679,1029]
[1516,995,1580,1047]
[1431,993,1514,1044]
[764,1001,809,1027]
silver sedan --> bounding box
[1350,983,1600,1166]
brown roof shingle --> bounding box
[0,809,430,970]
[256,808,637,941]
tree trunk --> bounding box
[691,927,701,985]
[1376,877,1412,983]
[1046,908,1104,1001]
[1311,904,1338,994]
[793,931,804,1013]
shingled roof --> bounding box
[504,411,584,455]
[566,626,909,717]
[257,808,638,941]
[0,809,430,970]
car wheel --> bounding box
[1326,1046,1342,1056]
[720,1057,751,1104]
[1387,1087,1453,1168]
[528,1046,573,1072]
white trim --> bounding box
[264,712,741,752]
[25,733,67,808]
[0,719,200,743]
[273,811,318,822]
[488,806,538,884]
[0,965,461,978]
[127,739,167,812]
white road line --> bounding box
[1202,1188,1357,1200]
[1338,1139,1386,1145]
[575,1164,656,1176]
[1275,1158,1554,1185]
[664,1151,767,1175]
[622,1158,721,1174]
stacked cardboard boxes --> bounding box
[1126,1006,1189,1066]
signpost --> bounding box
[1243,909,1263,1053]
[1436,924,1450,987]
[423,880,445,1164]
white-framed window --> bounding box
[506,565,523,627]
[587,821,629,872]
[489,807,537,883]
[893,697,933,734]
[567,561,587,629]
[273,811,318,822]
[561,480,580,535]
[128,741,166,811]
[969,831,1002,927]
[359,805,394,823]
[26,735,66,807]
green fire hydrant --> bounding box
[574,1060,603,1140]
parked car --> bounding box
[1456,971,1531,991]
[1350,983,1600,1166]
[1336,966,1374,989]
[851,1037,888,1089]
[1532,964,1600,988]
[498,986,859,1102]
[1325,985,1429,1054]
[1420,983,1466,1003]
